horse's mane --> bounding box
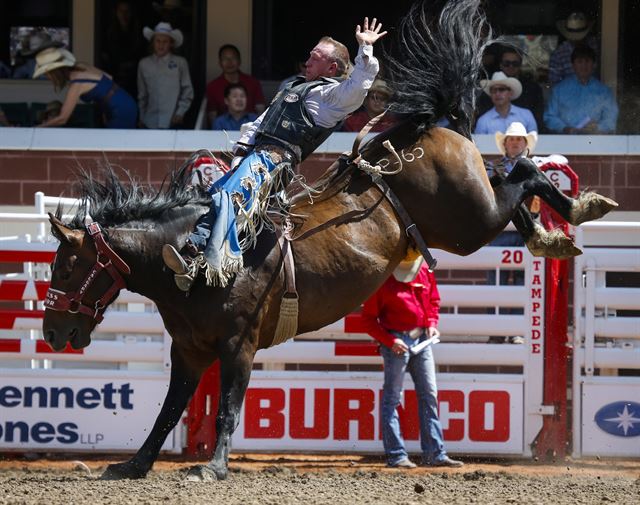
[57,163,210,229]
[383,0,491,138]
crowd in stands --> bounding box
[0,9,620,137]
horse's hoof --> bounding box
[527,226,583,259]
[185,464,226,482]
[570,193,619,225]
[101,461,148,480]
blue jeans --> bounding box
[379,331,447,465]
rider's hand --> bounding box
[391,338,408,356]
[231,156,243,171]
[427,327,440,339]
[355,17,388,46]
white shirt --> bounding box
[237,44,379,148]
[137,53,194,129]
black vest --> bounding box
[256,77,343,162]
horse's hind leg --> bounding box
[509,158,618,225]
[101,344,204,480]
[511,205,582,259]
[185,337,254,482]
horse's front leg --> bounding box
[186,337,255,481]
[101,343,207,480]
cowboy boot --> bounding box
[162,242,203,292]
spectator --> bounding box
[13,31,63,79]
[477,49,544,131]
[138,22,193,129]
[205,44,265,124]
[475,71,537,134]
[549,12,599,85]
[212,83,257,131]
[361,255,464,469]
[33,47,137,128]
[342,78,397,132]
[544,46,618,134]
[101,0,144,97]
[484,121,537,345]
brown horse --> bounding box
[42,0,616,481]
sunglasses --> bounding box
[501,60,521,68]
[490,86,511,94]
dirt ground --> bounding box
[0,453,639,505]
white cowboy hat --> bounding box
[480,71,522,100]
[392,256,424,283]
[495,122,538,156]
[143,22,183,48]
[556,12,593,41]
[32,47,76,78]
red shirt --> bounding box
[342,110,398,133]
[205,72,265,116]
[360,265,440,349]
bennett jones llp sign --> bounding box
[0,375,176,451]
[232,375,524,454]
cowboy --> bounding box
[361,255,464,468]
[137,22,193,129]
[163,17,387,291]
[549,11,599,85]
[484,121,538,345]
[474,71,537,135]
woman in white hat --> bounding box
[33,47,137,128]
[488,121,537,178]
[360,254,463,469]
[137,22,193,129]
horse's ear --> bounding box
[48,212,83,248]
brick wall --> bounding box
[0,150,638,210]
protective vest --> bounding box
[255,77,343,162]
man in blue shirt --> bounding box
[212,83,258,131]
[544,46,618,134]
[474,71,537,134]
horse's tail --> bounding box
[384,0,490,138]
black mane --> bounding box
[57,163,211,229]
[383,0,490,138]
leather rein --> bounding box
[44,222,131,324]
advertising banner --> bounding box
[0,372,179,452]
[232,372,524,454]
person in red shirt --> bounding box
[342,78,397,133]
[205,44,265,125]
[361,255,463,469]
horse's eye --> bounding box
[58,255,78,281]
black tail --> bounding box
[384,0,490,138]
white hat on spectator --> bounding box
[143,22,183,48]
[495,122,538,156]
[392,255,424,282]
[32,47,76,78]
[480,71,522,100]
[556,12,593,41]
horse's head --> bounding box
[43,214,130,351]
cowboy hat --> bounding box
[143,22,183,48]
[392,255,425,283]
[556,12,593,41]
[495,122,538,156]
[480,71,522,100]
[20,31,63,57]
[368,79,392,97]
[32,47,76,78]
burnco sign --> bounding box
[232,374,524,454]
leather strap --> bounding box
[278,233,297,296]
[373,177,438,271]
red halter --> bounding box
[44,222,131,323]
